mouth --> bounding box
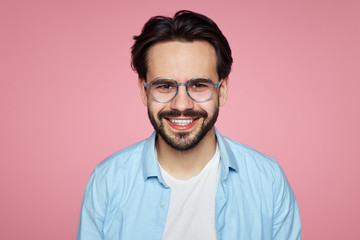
[169,119,194,126]
[165,117,200,130]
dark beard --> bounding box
[148,108,219,151]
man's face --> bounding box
[139,41,228,151]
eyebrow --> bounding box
[150,76,213,82]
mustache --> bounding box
[158,109,208,119]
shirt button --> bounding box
[160,201,167,207]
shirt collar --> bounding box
[214,128,239,180]
[141,128,239,182]
[141,131,164,183]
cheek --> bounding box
[148,101,168,117]
[200,99,219,114]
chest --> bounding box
[101,174,274,240]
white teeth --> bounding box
[170,119,194,126]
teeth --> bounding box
[170,119,194,126]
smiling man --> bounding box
[77,10,301,240]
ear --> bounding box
[138,78,148,107]
[219,77,229,107]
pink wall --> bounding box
[1,0,359,239]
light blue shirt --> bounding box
[77,129,301,239]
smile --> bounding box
[169,119,194,126]
[165,117,200,130]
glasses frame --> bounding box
[144,77,222,103]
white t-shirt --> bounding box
[159,146,220,240]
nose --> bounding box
[170,84,194,111]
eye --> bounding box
[189,79,213,91]
[192,83,208,88]
[151,80,176,92]
[157,84,174,89]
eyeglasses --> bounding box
[144,77,222,103]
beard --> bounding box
[148,107,219,151]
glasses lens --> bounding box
[187,78,215,102]
[150,79,177,102]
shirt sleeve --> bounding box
[77,168,107,240]
[272,165,302,240]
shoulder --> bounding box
[221,136,284,182]
[223,136,277,164]
[93,139,147,179]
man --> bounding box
[77,10,301,240]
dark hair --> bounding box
[131,10,232,81]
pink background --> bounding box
[1,0,359,239]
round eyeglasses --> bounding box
[144,77,222,103]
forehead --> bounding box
[146,41,218,81]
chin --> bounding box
[148,106,219,151]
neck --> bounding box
[156,127,217,180]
